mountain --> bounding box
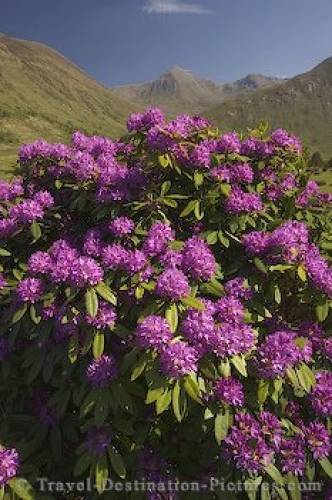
[205,58,332,158]
[114,66,224,114]
[113,67,283,115]
[0,34,136,154]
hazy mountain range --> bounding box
[1,33,332,162]
[113,66,284,114]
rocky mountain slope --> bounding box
[114,66,283,114]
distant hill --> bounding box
[0,34,136,150]
[205,58,332,158]
[114,67,283,114]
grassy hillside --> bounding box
[0,34,137,173]
[205,57,332,159]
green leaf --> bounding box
[68,334,79,363]
[181,296,205,311]
[156,389,172,415]
[158,154,171,168]
[265,464,284,485]
[131,356,148,381]
[160,181,171,196]
[218,231,230,248]
[297,265,307,282]
[258,380,270,405]
[8,478,36,500]
[93,332,105,359]
[180,199,198,218]
[31,221,41,241]
[285,473,301,500]
[74,452,91,477]
[12,304,27,324]
[272,378,283,404]
[231,355,247,377]
[172,381,187,422]
[274,487,289,500]
[95,282,117,305]
[244,477,262,500]
[94,391,109,426]
[29,304,41,324]
[85,288,98,318]
[296,363,315,393]
[194,171,204,187]
[95,453,109,494]
[274,285,281,304]
[0,247,11,257]
[286,367,300,390]
[201,278,224,297]
[108,448,126,479]
[315,300,329,322]
[220,183,231,196]
[214,411,231,444]
[206,231,218,245]
[194,200,204,220]
[254,257,268,274]
[183,374,201,403]
[146,387,164,404]
[260,484,272,500]
[165,303,178,333]
[319,457,332,478]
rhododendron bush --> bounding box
[0,108,332,499]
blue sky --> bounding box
[1,0,332,86]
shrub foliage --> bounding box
[0,108,332,499]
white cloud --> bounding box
[143,0,212,15]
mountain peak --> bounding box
[159,66,194,81]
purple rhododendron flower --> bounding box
[9,199,44,224]
[159,341,198,378]
[102,244,128,270]
[86,426,112,456]
[69,257,104,288]
[17,277,45,303]
[215,296,244,324]
[181,236,216,281]
[310,371,332,417]
[279,436,306,476]
[225,187,263,214]
[83,229,103,257]
[156,269,190,300]
[86,354,118,387]
[213,323,256,358]
[306,422,331,459]
[255,330,312,379]
[143,222,175,257]
[0,447,19,486]
[108,217,135,237]
[28,251,53,275]
[86,302,117,330]
[136,315,172,351]
[215,377,244,406]
[224,277,253,301]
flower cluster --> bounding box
[86,354,118,387]
[243,220,332,297]
[254,330,312,379]
[0,447,19,487]
[0,110,331,494]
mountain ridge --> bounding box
[0,34,137,153]
[205,56,332,157]
[113,66,284,114]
